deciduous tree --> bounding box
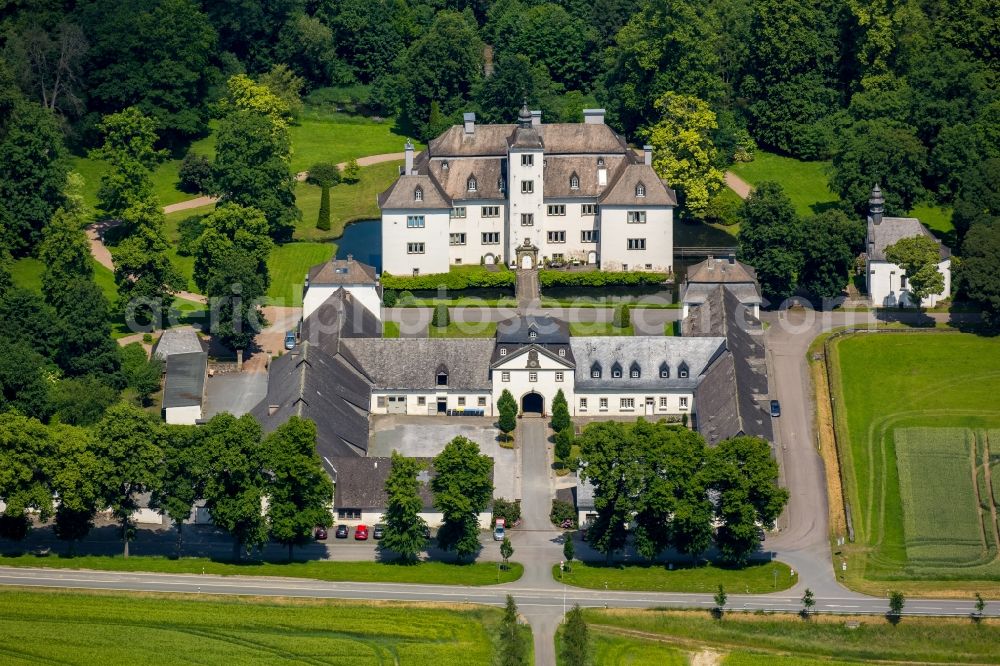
[54,280,123,384]
[498,594,527,666]
[798,210,865,303]
[577,421,643,560]
[120,342,163,405]
[0,341,53,421]
[111,198,183,324]
[151,425,206,557]
[380,452,428,562]
[737,182,803,301]
[884,235,946,305]
[264,417,334,560]
[51,423,103,552]
[958,223,1000,323]
[0,413,58,535]
[561,605,589,666]
[432,436,494,561]
[93,402,164,557]
[193,203,273,294]
[90,107,166,222]
[40,206,94,310]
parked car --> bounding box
[493,525,505,541]
[770,399,781,417]
[314,526,328,540]
[334,524,349,539]
[284,330,296,350]
[373,524,385,540]
[354,524,369,540]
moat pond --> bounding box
[335,219,685,302]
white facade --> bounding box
[382,208,451,275]
[334,510,492,530]
[369,390,494,416]
[303,284,381,321]
[867,258,952,308]
[491,348,575,416]
[164,404,201,426]
[598,205,674,273]
[574,390,693,417]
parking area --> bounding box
[202,370,268,419]
[369,416,518,501]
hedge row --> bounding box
[538,270,669,288]
[381,268,516,291]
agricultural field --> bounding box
[0,589,503,665]
[829,331,1000,592]
[573,608,1000,665]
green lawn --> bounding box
[266,242,335,306]
[569,322,635,336]
[428,321,498,338]
[582,608,1000,664]
[288,112,416,173]
[730,151,839,217]
[579,632,687,666]
[830,332,1000,590]
[0,588,503,664]
[555,560,794,594]
[383,321,401,338]
[295,160,401,241]
[9,256,44,292]
[0,554,522,585]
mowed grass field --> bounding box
[830,332,1000,592]
[555,560,795,594]
[576,608,1000,664]
[0,589,501,665]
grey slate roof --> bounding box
[685,257,757,284]
[250,341,372,458]
[341,338,494,390]
[153,327,203,361]
[300,288,382,357]
[496,315,570,344]
[508,125,544,150]
[377,174,451,210]
[867,217,951,262]
[330,456,437,511]
[427,156,506,201]
[308,258,377,285]
[570,336,726,391]
[682,282,762,308]
[599,164,677,206]
[162,351,206,409]
[428,123,630,157]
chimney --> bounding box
[463,112,476,135]
[643,145,652,166]
[268,404,279,416]
[869,183,884,225]
[531,110,541,127]
[404,140,414,175]
[347,254,353,262]
[583,108,605,125]
[728,253,735,265]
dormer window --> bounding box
[611,362,622,379]
[597,157,605,168]
[630,362,641,379]
[442,160,449,170]
[500,347,507,357]
[591,362,601,379]
[414,186,423,202]
[467,176,477,192]
[659,362,669,378]
[569,173,580,190]
[678,362,689,379]
[558,348,566,357]
[436,364,449,386]
[635,182,645,197]
[529,331,537,340]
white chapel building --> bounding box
[377,105,677,275]
[864,185,951,308]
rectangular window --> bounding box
[449,233,466,245]
[521,213,534,226]
[481,206,500,218]
[581,204,598,216]
[478,396,487,406]
[338,509,361,520]
[482,232,500,244]
[407,242,425,254]
[377,396,386,408]
[451,206,466,218]
[555,371,564,382]
[521,180,534,194]
[599,397,608,410]
[406,215,425,228]
[547,204,566,216]
[621,397,635,410]
[529,371,538,382]
[627,211,646,224]
[457,396,466,406]
[631,370,639,378]
[521,154,533,166]
[547,230,566,243]
[659,397,668,408]
[581,230,599,243]
[680,397,689,409]
[501,371,510,382]
[627,238,646,251]
[417,396,426,406]
[579,398,588,411]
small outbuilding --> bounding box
[162,351,207,425]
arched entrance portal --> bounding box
[521,391,544,416]
[520,254,534,269]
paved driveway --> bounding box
[202,371,267,418]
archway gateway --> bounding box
[521,391,544,416]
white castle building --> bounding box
[377,105,677,275]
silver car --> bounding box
[493,525,505,541]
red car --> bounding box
[354,524,369,540]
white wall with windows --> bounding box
[369,390,493,416]
[507,147,545,264]
[382,209,451,275]
[490,350,574,416]
[447,200,506,266]
[598,205,673,273]
[574,390,693,417]
[867,258,951,308]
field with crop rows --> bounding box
[829,332,1000,588]
[0,589,500,665]
[894,428,988,565]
